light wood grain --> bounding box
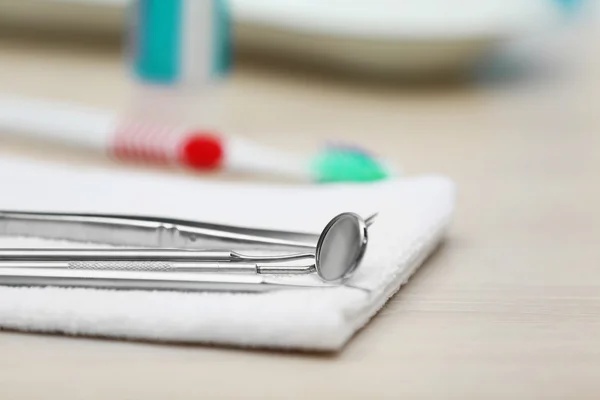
[0,18,599,399]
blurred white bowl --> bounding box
[0,0,566,76]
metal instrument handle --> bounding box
[0,211,320,251]
[0,268,330,292]
[0,260,315,274]
[0,261,259,273]
[0,248,315,263]
[0,249,233,261]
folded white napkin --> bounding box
[0,157,455,351]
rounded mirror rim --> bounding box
[315,212,368,283]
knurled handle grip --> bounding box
[68,261,173,272]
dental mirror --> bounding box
[314,212,373,283]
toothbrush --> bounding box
[0,95,393,183]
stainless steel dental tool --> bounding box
[0,210,376,292]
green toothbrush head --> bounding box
[311,145,393,183]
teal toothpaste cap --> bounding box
[131,0,232,86]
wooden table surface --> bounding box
[0,17,599,399]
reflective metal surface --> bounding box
[0,210,377,290]
[0,210,320,251]
[0,268,333,292]
[0,260,316,274]
[0,248,314,263]
[315,213,368,283]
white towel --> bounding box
[0,157,455,351]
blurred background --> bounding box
[0,0,597,183]
[1,2,600,396]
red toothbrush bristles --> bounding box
[180,133,224,170]
[111,119,174,164]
